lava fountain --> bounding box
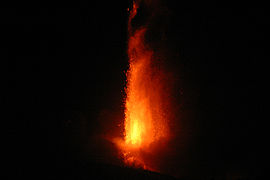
[116,0,172,171]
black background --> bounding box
[2,1,266,179]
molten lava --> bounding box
[118,0,171,170]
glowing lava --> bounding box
[119,0,170,170]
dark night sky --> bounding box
[2,1,266,179]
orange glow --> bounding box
[117,0,170,170]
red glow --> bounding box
[116,0,171,171]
